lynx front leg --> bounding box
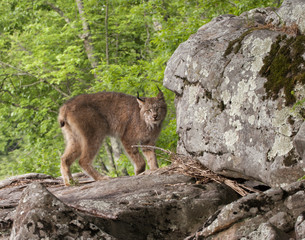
[121,140,146,175]
[142,149,159,170]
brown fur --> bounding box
[58,91,167,186]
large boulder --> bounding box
[52,174,239,239]
[0,173,239,239]
[10,182,114,240]
[0,173,59,239]
[164,0,305,187]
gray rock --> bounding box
[294,122,305,160]
[0,173,239,240]
[163,0,305,187]
[281,180,305,195]
[295,212,305,240]
[266,0,305,34]
[241,222,290,240]
[190,180,305,240]
[284,190,305,216]
[0,173,62,239]
[268,212,294,232]
[10,182,115,240]
[52,174,239,240]
[0,173,55,189]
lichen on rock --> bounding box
[164,0,305,187]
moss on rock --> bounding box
[224,29,255,57]
[260,34,305,105]
[225,25,305,106]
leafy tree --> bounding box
[0,0,282,179]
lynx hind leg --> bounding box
[121,140,146,175]
[68,107,110,182]
[61,131,81,186]
[78,139,107,181]
[142,149,159,170]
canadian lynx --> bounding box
[58,90,167,186]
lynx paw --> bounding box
[96,175,111,181]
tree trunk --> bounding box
[75,0,99,74]
[114,22,119,64]
[105,0,109,65]
[75,0,125,175]
[104,139,118,176]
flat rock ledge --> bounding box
[0,173,239,240]
[1,173,305,239]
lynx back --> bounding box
[58,90,167,185]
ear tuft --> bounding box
[157,87,164,99]
[137,92,145,108]
[137,92,145,102]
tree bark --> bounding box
[75,0,99,74]
[104,139,118,176]
[105,0,109,65]
[115,32,119,64]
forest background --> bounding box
[0,0,282,178]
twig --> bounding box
[50,84,70,98]
[131,145,172,155]
[21,79,46,87]
[133,145,261,196]
[45,2,71,24]
[0,60,27,73]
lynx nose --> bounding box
[151,112,157,120]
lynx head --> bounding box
[137,89,167,130]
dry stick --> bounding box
[175,154,260,196]
[131,145,172,155]
[133,145,260,196]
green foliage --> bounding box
[0,0,282,179]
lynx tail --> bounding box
[58,105,67,128]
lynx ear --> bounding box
[157,86,164,99]
[137,92,145,108]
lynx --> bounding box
[58,90,167,186]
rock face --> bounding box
[164,0,305,187]
[0,173,239,239]
[190,180,305,240]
